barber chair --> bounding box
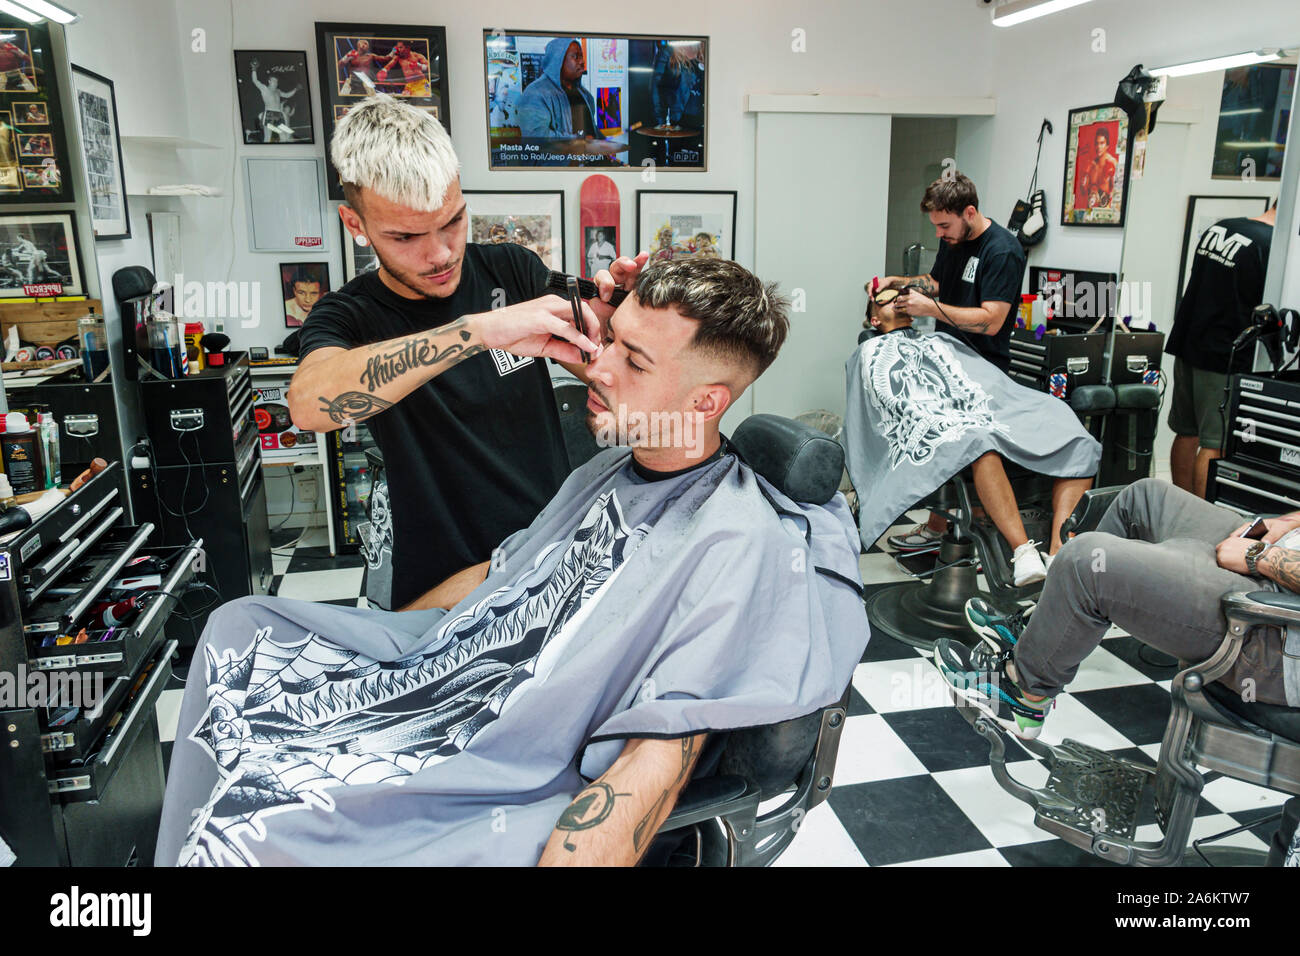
[861,379,1116,653]
[645,413,858,866]
[961,489,1300,866]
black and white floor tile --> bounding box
[153,517,1290,866]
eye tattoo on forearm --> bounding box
[359,325,483,393]
[316,391,395,424]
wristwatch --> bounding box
[1245,541,1270,576]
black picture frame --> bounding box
[0,210,85,298]
[482,31,708,172]
[635,189,737,263]
[1061,103,1132,228]
[462,189,566,271]
[70,65,131,240]
[234,50,314,145]
[314,21,451,200]
[280,260,331,328]
[0,17,73,205]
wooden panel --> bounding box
[0,298,101,345]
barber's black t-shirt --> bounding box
[928,219,1026,372]
[298,243,570,610]
[1166,216,1273,374]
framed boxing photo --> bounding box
[0,211,85,299]
[1061,103,1131,228]
[0,17,73,205]
[314,21,451,201]
[234,50,313,145]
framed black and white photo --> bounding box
[234,50,313,145]
[464,190,565,271]
[340,215,378,281]
[280,261,330,328]
[0,212,84,298]
[636,190,736,263]
[315,22,451,200]
[71,66,130,240]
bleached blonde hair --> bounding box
[330,93,460,213]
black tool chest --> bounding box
[1210,374,1300,516]
[133,352,272,643]
[0,461,203,866]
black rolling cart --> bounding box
[133,351,273,645]
[0,462,203,866]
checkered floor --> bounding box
[153,518,1291,867]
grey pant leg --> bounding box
[1014,479,1284,701]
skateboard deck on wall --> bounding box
[579,174,620,279]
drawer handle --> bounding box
[98,640,177,767]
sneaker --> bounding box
[1012,540,1047,586]
[933,639,1053,740]
[964,597,1033,665]
[887,523,942,551]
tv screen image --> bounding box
[484,31,706,171]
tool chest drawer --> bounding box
[0,458,203,864]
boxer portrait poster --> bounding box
[1061,104,1130,227]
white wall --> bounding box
[55,0,1000,356]
[983,0,1300,281]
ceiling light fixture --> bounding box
[1150,50,1280,78]
[11,1,79,24]
[991,0,1095,28]
[0,0,42,24]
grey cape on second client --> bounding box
[843,328,1102,550]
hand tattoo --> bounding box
[317,391,394,425]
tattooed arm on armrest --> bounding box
[538,733,706,866]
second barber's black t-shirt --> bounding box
[1166,216,1273,374]
[298,243,569,610]
[928,219,1026,372]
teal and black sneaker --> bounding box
[964,597,1033,664]
[933,638,1052,740]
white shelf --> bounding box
[121,135,220,150]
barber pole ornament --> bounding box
[1049,372,1068,399]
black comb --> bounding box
[544,270,630,308]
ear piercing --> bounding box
[354,234,370,247]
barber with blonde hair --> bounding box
[289,94,643,611]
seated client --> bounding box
[155,257,869,867]
[936,479,1300,739]
[844,281,1100,585]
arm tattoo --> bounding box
[1261,547,1300,595]
[359,325,483,393]
[911,277,937,296]
[632,736,701,853]
[555,782,631,853]
[316,391,394,425]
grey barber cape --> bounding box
[156,444,868,866]
[844,328,1101,550]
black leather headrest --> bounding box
[1069,384,1116,414]
[112,265,156,302]
[1113,383,1160,410]
[858,328,874,344]
[731,414,844,505]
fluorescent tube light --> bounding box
[992,0,1094,28]
[10,1,79,24]
[0,0,42,23]
[1151,51,1280,78]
